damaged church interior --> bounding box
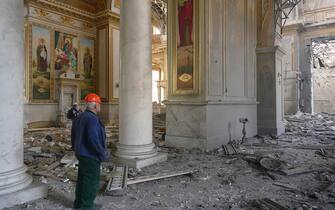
[1,0,335,209]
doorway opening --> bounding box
[310,37,335,113]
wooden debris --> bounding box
[273,182,305,194]
[105,165,128,192]
[47,161,61,171]
[292,145,335,151]
[127,169,195,185]
[280,166,321,176]
[315,149,335,158]
[257,198,290,210]
[223,144,238,155]
[27,127,56,132]
[32,153,54,158]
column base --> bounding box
[0,166,32,195]
[113,152,167,169]
[114,143,167,168]
[114,143,158,159]
[0,182,47,209]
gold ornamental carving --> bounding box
[35,9,49,17]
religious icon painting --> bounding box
[54,31,78,76]
[177,0,194,90]
[79,37,94,80]
[32,25,51,100]
[79,37,96,100]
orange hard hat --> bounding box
[84,93,101,104]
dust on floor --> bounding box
[5,112,335,210]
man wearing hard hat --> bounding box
[71,93,109,210]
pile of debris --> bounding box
[24,128,113,185]
[285,112,335,145]
[15,112,335,210]
[312,39,335,69]
[23,112,167,187]
[153,113,166,144]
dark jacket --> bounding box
[67,107,81,120]
[71,110,109,162]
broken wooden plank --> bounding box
[280,166,320,176]
[32,153,54,158]
[106,165,128,192]
[47,161,61,171]
[272,182,305,194]
[258,198,290,210]
[27,127,56,132]
[292,145,335,150]
[223,144,238,155]
[127,169,195,185]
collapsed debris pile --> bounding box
[24,128,113,186]
[23,112,167,187]
[153,113,166,144]
[8,112,335,210]
[284,112,335,145]
[312,39,335,69]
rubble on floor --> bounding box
[6,112,335,210]
[284,111,335,145]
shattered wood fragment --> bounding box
[127,169,195,185]
[258,198,290,210]
[26,147,42,153]
[105,165,128,192]
[273,182,305,194]
[280,166,323,176]
[315,149,335,158]
[222,144,238,155]
[32,153,54,158]
[27,127,56,132]
[47,161,61,171]
[265,171,278,180]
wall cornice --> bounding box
[25,0,96,21]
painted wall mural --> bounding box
[177,0,194,90]
[79,37,96,99]
[28,23,96,102]
[32,25,51,100]
[54,31,78,76]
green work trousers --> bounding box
[74,156,101,210]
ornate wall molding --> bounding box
[26,0,96,20]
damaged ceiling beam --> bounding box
[274,0,302,34]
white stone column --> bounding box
[115,0,167,168]
[0,0,32,196]
[0,1,46,208]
